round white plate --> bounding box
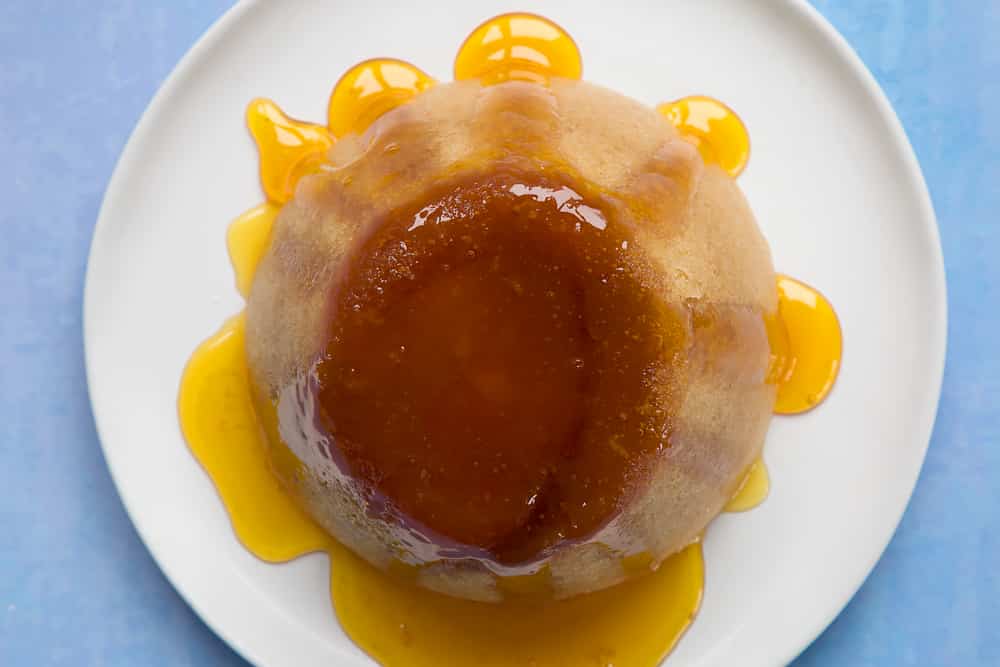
[84,1,946,665]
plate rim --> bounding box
[83,1,947,665]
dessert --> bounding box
[179,13,842,666]
[247,74,775,600]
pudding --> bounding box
[245,77,775,601]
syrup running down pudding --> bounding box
[180,12,842,666]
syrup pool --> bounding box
[179,12,841,666]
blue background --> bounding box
[1,1,996,665]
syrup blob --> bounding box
[725,458,770,513]
[328,59,436,137]
[246,99,333,203]
[769,275,843,414]
[658,96,750,177]
[454,13,582,84]
[226,203,278,298]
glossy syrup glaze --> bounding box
[328,59,436,137]
[317,168,691,565]
[180,12,841,666]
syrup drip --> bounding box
[178,314,328,561]
[768,275,843,414]
[725,458,770,513]
[658,96,750,177]
[226,203,278,298]
[454,13,582,84]
[178,13,844,667]
[328,59,436,137]
[246,99,334,204]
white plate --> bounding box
[84,1,946,665]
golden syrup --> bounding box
[658,96,750,177]
[316,171,686,561]
[226,203,278,298]
[176,12,847,667]
[725,458,770,512]
[768,275,843,414]
[246,98,334,204]
[454,13,582,84]
[178,314,330,561]
[327,59,436,137]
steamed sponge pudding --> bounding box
[246,78,776,601]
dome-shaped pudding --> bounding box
[245,77,776,602]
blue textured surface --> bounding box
[0,1,996,665]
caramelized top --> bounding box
[316,166,686,564]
